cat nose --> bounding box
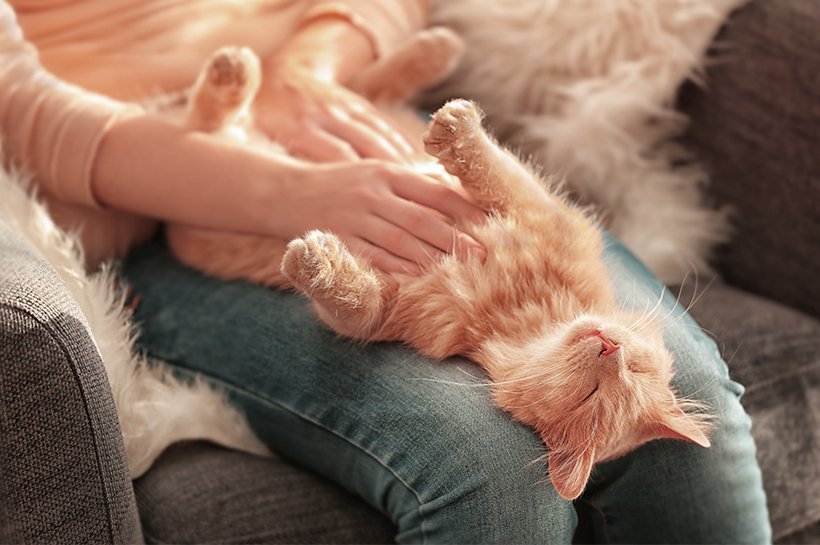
[595,332,620,357]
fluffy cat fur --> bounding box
[168,46,712,500]
[420,0,748,284]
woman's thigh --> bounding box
[583,236,771,544]
[123,240,574,544]
[122,237,770,544]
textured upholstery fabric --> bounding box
[677,3,820,537]
[674,280,820,542]
[135,441,394,544]
[678,0,820,321]
[0,217,143,544]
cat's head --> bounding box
[482,313,711,500]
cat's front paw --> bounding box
[423,99,484,177]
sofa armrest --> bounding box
[0,218,142,544]
[678,0,820,320]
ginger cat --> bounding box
[164,39,711,501]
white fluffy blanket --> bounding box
[425,0,748,284]
[0,166,268,478]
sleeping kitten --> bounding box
[280,100,712,500]
[166,44,711,500]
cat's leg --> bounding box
[423,99,551,214]
[169,47,274,288]
[166,226,291,287]
[280,231,395,340]
[185,46,261,132]
[349,27,464,105]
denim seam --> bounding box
[162,358,429,544]
[587,499,612,544]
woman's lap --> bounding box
[122,236,770,544]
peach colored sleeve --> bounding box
[300,0,430,58]
[0,0,143,208]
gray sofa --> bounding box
[2,1,819,543]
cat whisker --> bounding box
[660,268,698,326]
[663,274,716,330]
[629,286,667,333]
[407,377,491,388]
[677,374,720,403]
[723,342,743,367]
[641,267,702,334]
[678,321,719,339]
[526,452,549,469]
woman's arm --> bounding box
[92,114,483,274]
[90,115,300,237]
[253,5,428,163]
[2,0,482,271]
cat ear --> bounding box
[645,408,711,448]
[547,445,596,501]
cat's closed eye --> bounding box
[580,384,599,404]
[627,360,648,374]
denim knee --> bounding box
[379,371,577,543]
[587,237,771,543]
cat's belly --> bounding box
[388,215,610,360]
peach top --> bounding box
[0,0,427,261]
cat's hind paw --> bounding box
[187,46,261,132]
[203,46,261,108]
[408,27,464,86]
[281,231,378,310]
[281,231,388,339]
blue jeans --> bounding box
[122,235,771,544]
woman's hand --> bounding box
[254,66,415,164]
[274,159,486,275]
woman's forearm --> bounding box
[91,114,303,237]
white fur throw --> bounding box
[424,0,748,284]
[0,165,268,478]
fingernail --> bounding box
[470,243,487,263]
[456,234,486,263]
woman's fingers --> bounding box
[390,171,487,226]
[322,106,406,163]
[360,216,447,268]
[286,124,359,162]
[377,199,483,259]
[349,105,416,158]
[345,237,421,276]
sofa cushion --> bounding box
[674,280,820,542]
[135,442,395,544]
[678,0,820,321]
[0,216,143,544]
